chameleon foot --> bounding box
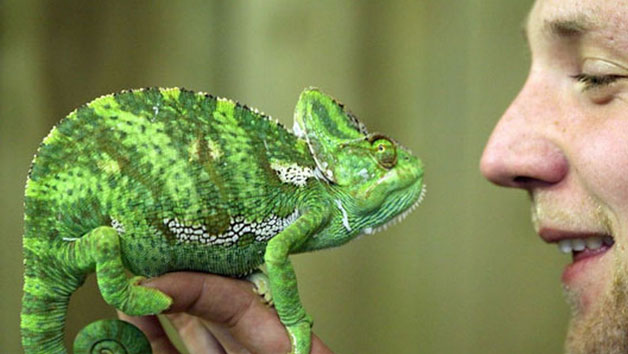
[246,269,273,306]
[115,276,173,316]
[286,316,313,354]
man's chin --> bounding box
[561,246,614,314]
[563,250,628,353]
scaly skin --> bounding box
[21,87,425,353]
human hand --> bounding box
[118,272,333,354]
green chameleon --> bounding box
[21,87,425,353]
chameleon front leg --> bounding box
[264,208,329,354]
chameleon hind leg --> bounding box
[21,226,171,353]
[71,226,172,315]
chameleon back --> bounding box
[24,88,320,276]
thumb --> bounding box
[142,271,292,353]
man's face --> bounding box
[480,0,628,352]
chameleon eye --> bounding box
[372,137,397,169]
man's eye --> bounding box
[572,73,625,90]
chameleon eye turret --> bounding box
[369,134,397,169]
[21,87,424,354]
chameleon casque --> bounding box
[21,87,425,353]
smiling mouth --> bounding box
[540,229,616,283]
[556,235,615,262]
[540,228,616,262]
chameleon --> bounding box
[20,87,425,353]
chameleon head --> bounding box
[294,88,425,237]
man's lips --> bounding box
[539,228,612,244]
[539,228,615,281]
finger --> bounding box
[196,318,331,354]
[142,272,291,353]
[144,272,334,354]
[165,312,228,354]
[200,319,251,354]
[311,333,334,353]
[117,311,179,354]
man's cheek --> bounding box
[574,130,628,210]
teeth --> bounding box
[557,236,612,254]
[572,238,586,251]
[585,237,603,250]
[558,239,573,254]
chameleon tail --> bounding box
[20,253,82,354]
[73,319,151,353]
[21,244,153,353]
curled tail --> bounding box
[73,319,151,354]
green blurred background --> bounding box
[0,0,572,353]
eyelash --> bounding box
[572,73,625,90]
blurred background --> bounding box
[0,0,571,353]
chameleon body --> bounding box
[21,87,425,353]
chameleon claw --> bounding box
[246,270,274,306]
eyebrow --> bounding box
[545,18,591,38]
[521,14,595,43]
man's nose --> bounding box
[480,79,568,189]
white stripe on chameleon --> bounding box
[163,209,300,246]
[335,199,352,232]
[61,217,126,242]
[357,168,370,181]
[292,120,305,138]
[312,166,327,181]
[111,217,126,235]
[270,161,314,187]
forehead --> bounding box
[528,0,628,40]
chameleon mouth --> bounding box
[361,183,426,236]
